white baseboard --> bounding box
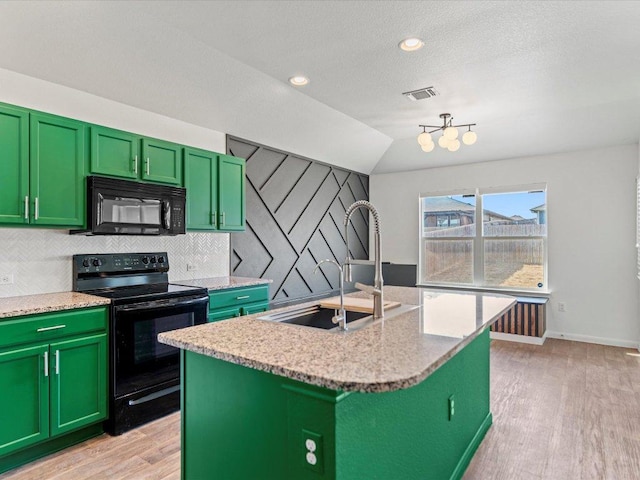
[490,331,546,345]
[545,330,639,349]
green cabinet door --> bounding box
[49,334,107,437]
[30,113,86,227]
[90,126,140,179]
[242,303,269,316]
[208,307,242,323]
[184,147,218,230]
[218,154,245,231]
[0,104,29,224]
[142,138,182,185]
[0,344,49,457]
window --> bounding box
[419,186,547,291]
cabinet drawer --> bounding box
[208,285,269,311]
[0,307,108,350]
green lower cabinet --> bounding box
[0,344,49,457]
[207,285,269,321]
[0,307,108,474]
[241,303,269,316]
[207,307,241,323]
[49,334,107,436]
[182,329,491,480]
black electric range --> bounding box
[73,252,209,435]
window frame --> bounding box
[418,183,548,293]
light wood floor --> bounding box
[2,338,640,480]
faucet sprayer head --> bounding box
[343,200,381,235]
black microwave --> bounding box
[72,176,186,235]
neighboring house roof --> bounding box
[530,204,546,212]
[511,215,525,220]
[422,197,512,221]
[422,196,475,214]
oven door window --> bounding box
[114,300,207,396]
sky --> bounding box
[449,191,545,219]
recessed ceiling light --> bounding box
[288,76,309,86]
[399,37,424,52]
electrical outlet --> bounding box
[186,263,198,272]
[302,430,323,474]
[558,302,566,312]
[0,274,14,285]
[448,395,455,421]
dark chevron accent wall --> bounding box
[228,136,369,303]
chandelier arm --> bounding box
[451,123,477,128]
[418,124,443,129]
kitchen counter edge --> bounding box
[0,291,111,319]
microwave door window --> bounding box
[101,196,162,226]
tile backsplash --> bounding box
[0,228,229,297]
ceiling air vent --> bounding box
[403,86,439,101]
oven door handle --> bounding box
[114,296,209,313]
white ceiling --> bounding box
[0,1,638,174]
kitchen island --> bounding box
[159,286,515,480]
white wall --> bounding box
[371,144,640,347]
[0,68,230,298]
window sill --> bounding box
[416,283,551,298]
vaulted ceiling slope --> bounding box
[0,1,638,174]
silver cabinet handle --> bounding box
[212,211,217,227]
[24,196,29,219]
[236,295,250,300]
[37,324,66,332]
[34,197,39,220]
[55,350,60,375]
[133,155,138,174]
[146,157,150,175]
[221,211,225,227]
[44,351,49,377]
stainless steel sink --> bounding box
[257,303,418,332]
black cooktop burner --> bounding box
[87,283,205,301]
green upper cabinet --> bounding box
[0,104,29,224]
[184,151,245,232]
[90,128,181,186]
[184,147,218,230]
[218,154,246,231]
[29,112,86,227]
[141,138,182,185]
[90,126,140,180]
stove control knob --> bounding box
[158,256,165,263]
[82,258,90,268]
[142,256,149,264]
[92,259,102,267]
[150,256,157,264]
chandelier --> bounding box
[417,113,477,152]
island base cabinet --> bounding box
[181,329,492,480]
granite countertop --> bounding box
[0,292,111,319]
[159,286,516,393]
[175,276,272,291]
